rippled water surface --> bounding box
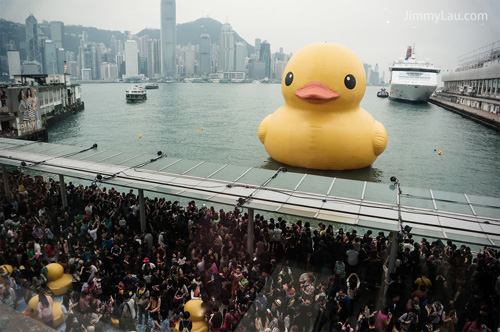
[48,83,500,197]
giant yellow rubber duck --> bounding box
[173,299,208,332]
[258,43,388,170]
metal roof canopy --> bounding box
[0,138,498,248]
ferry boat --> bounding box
[126,86,147,102]
[389,46,440,102]
[377,88,389,98]
[145,83,159,89]
[2,73,84,142]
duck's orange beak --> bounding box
[295,81,340,104]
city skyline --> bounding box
[1,0,499,72]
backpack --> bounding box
[113,303,124,318]
[125,302,136,319]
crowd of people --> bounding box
[0,170,499,332]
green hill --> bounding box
[0,17,254,58]
[138,17,255,55]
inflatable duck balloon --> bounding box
[173,299,208,332]
[258,43,388,170]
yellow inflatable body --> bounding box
[27,294,64,327]
[173,299,208,332]
[258,43,388,170]
[45,263,72,296]
[111,317,120,329]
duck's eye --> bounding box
[344,74,356,89]
[285,72,293,86]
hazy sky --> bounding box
[1,0,499,73]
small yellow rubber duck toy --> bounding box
[258,43,388,170]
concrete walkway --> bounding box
[429,96,500,131]
[0,302,55,332]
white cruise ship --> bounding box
[389,46,440,102]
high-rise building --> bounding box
[363,63,372,85]
[274,60,287,81]
[255,38,261,58]
[25,15,42,65]
[67,60,78,78]
[138,35,148,58]
[220,22,235,72]
[371,63,380,85]
[184,45,195,77]
[235,42,247,72]
[96,43,107,79]
[50,21,64,49]
[125,40,139,77]
[43,40,58,74]
[57,48,65,73]
[161,0,176,77]
[100,62,119,80]
[6,41,16,51]
[22,61,42,75]
[199,34,211,75]
[110,35,118,59]
[260,41,271,79]
[147,39,161,78]
[7,50,21,79]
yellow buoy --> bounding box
[438,151,442,155]
[201,127,204,131]
[139,134,142,139]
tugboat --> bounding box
[126,86,147,102]
[377,88,389,98]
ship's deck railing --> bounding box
[0,138,498,248]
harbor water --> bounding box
[47,83,500,198]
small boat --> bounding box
[126,86,147,102]
[377,88,389,98]
[145,83,159,89]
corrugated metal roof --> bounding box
[0,138,498,247]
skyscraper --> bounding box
[125,40,139,77]
[147,39,161,78]
[26,15,42,65]
[235,42,247,72]
[161,0,176,78]
[7,50,21,79]
[260,41,271,79]
[43,40,58,74]
[184,45,195,77]
[255,38,261,58]
[50,21,64,49]
[199,34,211,75]
[220,22,235,72]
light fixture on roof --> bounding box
[390,176,403,233]
[18,161,27,172]
[149,151,166,162]
[237,197,246,207]
[403,225,412,234]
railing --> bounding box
[457,40,500,71]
